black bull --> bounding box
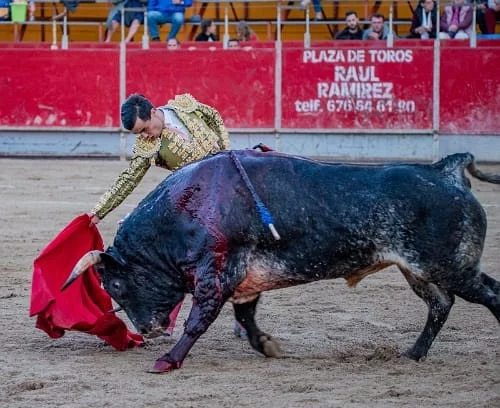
[63,151,500,373]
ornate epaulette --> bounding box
[167,93,199,113]
[133,137,161,158]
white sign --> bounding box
[296,49,417,114]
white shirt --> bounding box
[159,107,191,141]
[421,10,432,39]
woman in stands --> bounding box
[236,20,258,42]
[408,0,437,39]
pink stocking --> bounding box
[164,299,184,335]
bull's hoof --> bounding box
[234,321,248,338]
[149,358,182,373]
[401,349,426,362]
[260,334,281,358]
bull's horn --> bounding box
[61,250,103,291]
[107,306,123,314]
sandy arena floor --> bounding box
[0,158,498,408]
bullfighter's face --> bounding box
[131,108,164,141]
[96,258,181,338]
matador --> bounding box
[91,93,230,222]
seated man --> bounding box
[334,10,363,40]
[105,0,145,43]
[148,0,192,41]
[439,0,472,39]
[362,13,397,40]
[408,0,437,39]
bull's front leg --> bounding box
[150,257,226,373]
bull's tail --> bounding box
[466,159,500,184]
[436,153,500,185]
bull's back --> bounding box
[143,151,487,279]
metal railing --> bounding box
[1,0,494,48]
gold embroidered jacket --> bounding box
[92,94,230,219]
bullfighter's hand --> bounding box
[89,214,101,226]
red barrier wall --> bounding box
[125,47,275,129]
[440,44,500,134]
[0,41,498,134]
[0,48,120,127]
[282,42,433,130]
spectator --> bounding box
[236,20,258,41]
[485,0,500,34]
[105,0,145,43]
[0,0,11,21]
[228,38,240,48]
[334,10,363,40]
[408,0,437,39]
[28,0,35,20]
[439,0,472,39]
[227,37,252,51]
[478,0,500,34]
[363,13,396,40]
[148,0,192,41]
[195,19,217,41]
[476,0,490,34]
[52,0,80,21]
[300,0,322,20]
[167,37,180,49]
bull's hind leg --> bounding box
[450,271,500,322]
[399,267,455,361]
[233,295,281,358]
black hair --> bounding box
[371,13,385,21]
[201,19,213,34]
[121,94,154,131]
[345,10,358,18]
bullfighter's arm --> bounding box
[196,103,230,150]
[91,155,151,220]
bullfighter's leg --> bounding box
[150,257,227,373]
[400,267,455,361]
[449,271,500,322]
[233,295,281,358]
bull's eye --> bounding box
[108,278,126,299]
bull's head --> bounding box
[62,250,183,338]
